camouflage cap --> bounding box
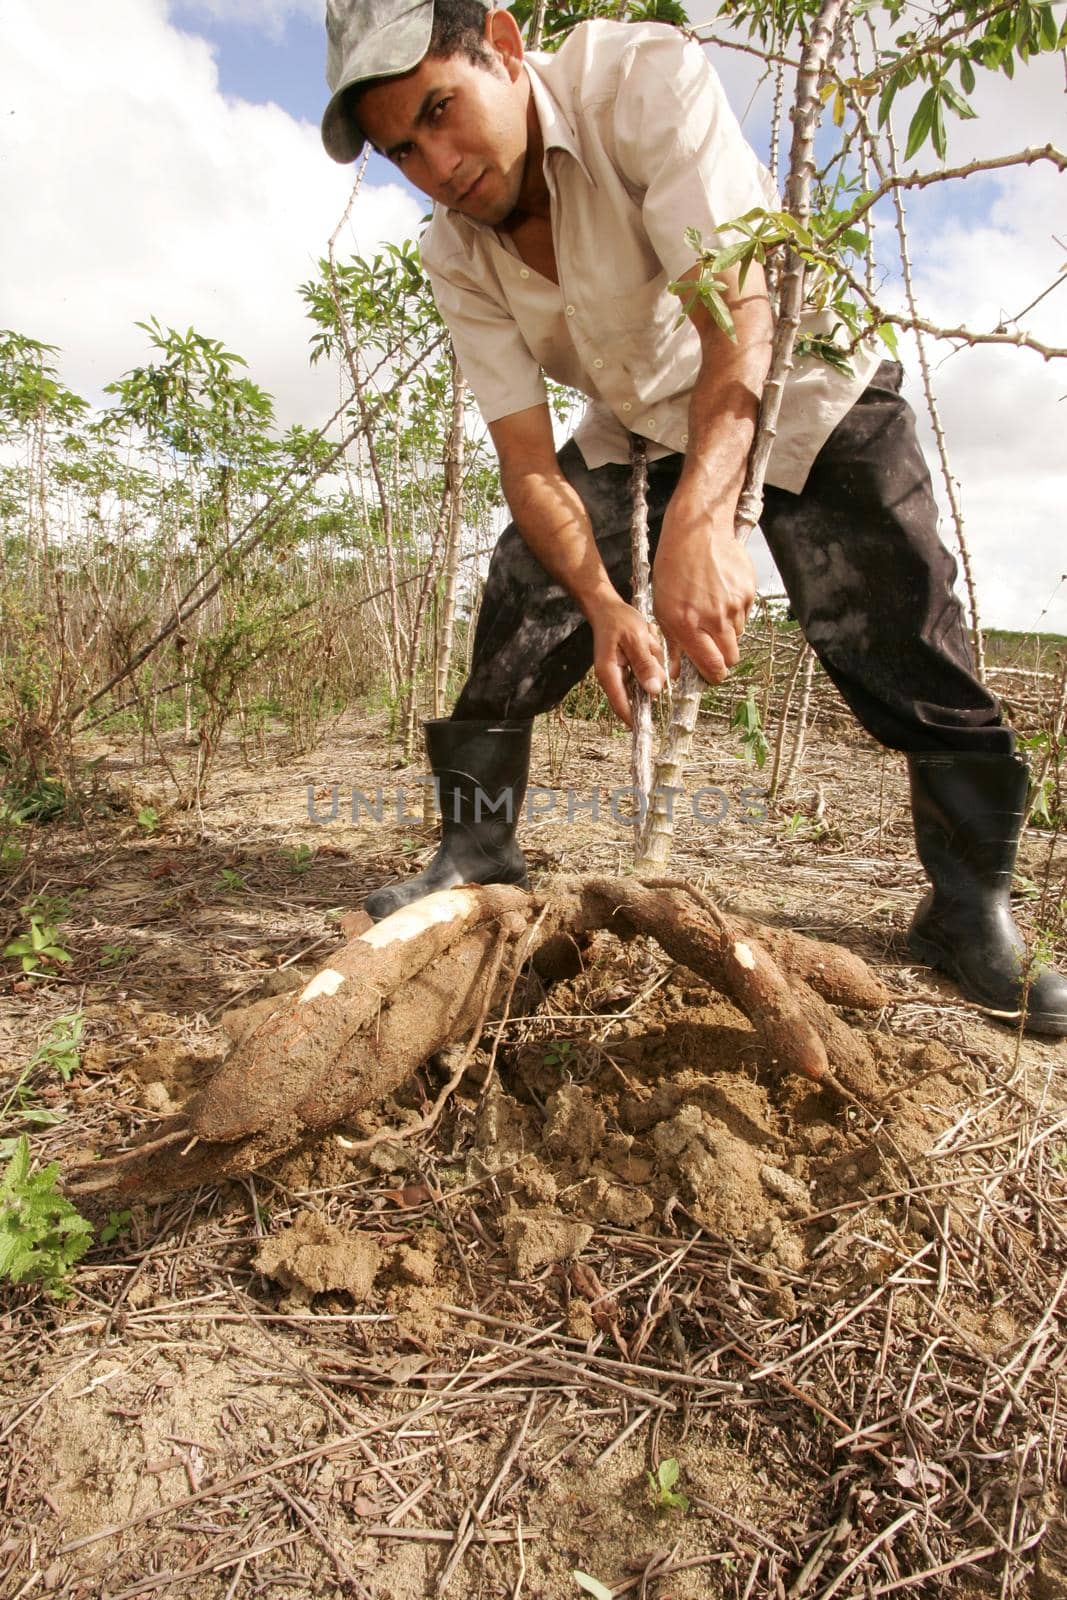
[321,0,492,163]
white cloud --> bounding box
[880,58,1067,635]
[0,0,422,428]
[169,0,322,41]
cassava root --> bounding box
[68,876,890,1200]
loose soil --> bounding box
[1,711,1064,1600]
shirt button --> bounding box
[519,267,530,279]
[593,358,604,369]
[645,418,657,432]
[621,401,632,412]
[681,432,689,445]
[565,304,576,316]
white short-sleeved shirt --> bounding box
[420,20,880,496]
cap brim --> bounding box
[321,93,365,164]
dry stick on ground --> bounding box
[68,874,889,1199]
[636,0,848,869]
[781,642,817,798]
[768,637,810,800]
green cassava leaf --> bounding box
[940,80,977,120]
[904,86,937,160]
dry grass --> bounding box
[1,712,1064,1600]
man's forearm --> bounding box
[498,462,620,621]
[491,439,665,723]
[676,264,775,530]
[649,263,771,683]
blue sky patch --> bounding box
[168,4,412,193]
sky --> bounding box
[1,0,1064,634]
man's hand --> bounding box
[652,483,756,683]
[490,402,670,726]
[586,592,666,726]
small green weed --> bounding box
[282,843,314,874]
[1019,732,1064,828]
[32,1012,83,1081]
[100,942,136,969]
[217,867,247,893]
[136,805,160,834]
[2,775,67,824]
[26,893,76,924]
[0,802,24,869]
[4,915,72,975]
[100,1208,133,1245]
[782,811,827,843]
[0,1012,84,1156]
[544,1039,577,1071]
[731,691,769,769]
[0,1136,94,1298]
[647,1457,690,1515]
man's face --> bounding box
[357,36,530,224]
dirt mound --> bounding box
[456,969,975,1279]
[254,1209,380,1301]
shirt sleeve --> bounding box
[609,27,778,284]
[422,243,549,425]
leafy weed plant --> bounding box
[99,942,136,969]
[0,1136,93,1298]
[1,1012,83,1157]
[647,1457,690,1515]
[4,914,71,975]
[283,844,314,874]
[731,691,769,769]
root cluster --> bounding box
[69,876,890,1200]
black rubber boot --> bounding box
[364,718,532,922]
[907,752,1067,1037]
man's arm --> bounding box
[652,258,774,683]
[488,404,666,726]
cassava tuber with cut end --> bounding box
[68,876,890,1200]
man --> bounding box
[319,0,1067,1036]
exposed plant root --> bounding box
[67,876,891,1200]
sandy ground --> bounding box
[1,709,1064,1600]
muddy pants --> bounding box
[452,361,1013,757]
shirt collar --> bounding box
[523,54,593,184]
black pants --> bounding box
[453,362,1013,756]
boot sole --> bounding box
[366,866,530,924]
[908,930,1067,1037]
